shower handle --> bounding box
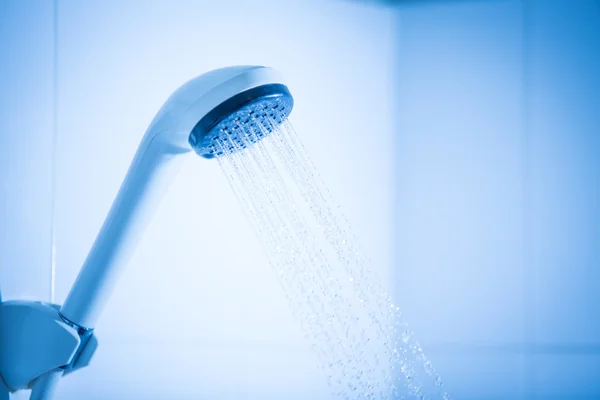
[60,132,192,330]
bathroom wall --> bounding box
[393,0,600,398]
[1,0,395,399]
[0,1,55,303]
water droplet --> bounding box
[402,331,410,343]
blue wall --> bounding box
[394,0,600,398]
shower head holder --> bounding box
[0,301,96,396]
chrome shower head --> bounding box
[189,83,293,159]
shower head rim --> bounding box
[188,83,293,159]
[146,66,291,151]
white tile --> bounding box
[0,1,55,302]
[531,353,600,398]
[52,0,396,397]
[528,0,600,346]
[423,349,526,400]
[393,0,527,345]
[56,341,331,400]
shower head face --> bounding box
[188,83,293,159]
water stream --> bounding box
[216,116,450,400]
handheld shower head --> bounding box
[61,66,294,330]
[0,65,296,400]
[143,65,294,155]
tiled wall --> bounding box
[393,0,600,398]
[1,0,394,398]
[0,1,55,302]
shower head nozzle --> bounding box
[189,83,293,159]
[147,65,294,159]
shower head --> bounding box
[189,82,293,158]
[145,65,294,158]
[0,66,296,400]
[60,65,294,330]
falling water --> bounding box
[215,115,450,400]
